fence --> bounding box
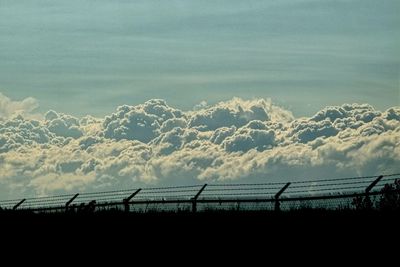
[1,173,400,214]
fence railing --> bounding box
[1,173,400,214]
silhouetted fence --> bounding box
[1,173,400,214]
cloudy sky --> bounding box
[0,1,399,199]
[1,0,399,116]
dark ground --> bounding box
[1,210,398,258]
[1,209,399,238]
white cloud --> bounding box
[210,126,236,144]
[47,117,83,139]
[311,103,380,123]
[0,93,399,198]
[222,121,276,152]
[160,118,187,133]
[0,93,39,119]
[289,118,339,143]
[102,100,184,143]
[188,98,292,131]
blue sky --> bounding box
[0,0,399,117]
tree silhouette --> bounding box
[352,179,400,211]
[378,179,400,211]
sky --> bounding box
[0,1,399,200]
[0,0,399,117]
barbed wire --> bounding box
[78,189,141,196]
[136,189,200,194]
[286,185,371,194]
[133,194,196,199]
[288,180,382,189]
[290,173,400,184]
[140,185,203,190]
[0,173,399,206]
[197,174,400,187]
[201,192,277,196]
[204,186,285,191]
[207,181,288,187]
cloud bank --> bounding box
[0,93,39,119]
[0,93,399,198]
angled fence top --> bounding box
[0,173,399,212]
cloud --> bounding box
[0,93,39,119]
[0,93,399,198]
[0,116,52,153]
[222,121,276,152]
[160,118,187,133]
[311,103,381,123]
[289,119,339,143]
[45,111,83,139]
[385,107,400,121]
[188,98,293,131]
[102,99,184,143]
[151,127,200,156]
[210,126,236,144]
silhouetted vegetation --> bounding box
[352,179,400,211]
[378,179,400,211]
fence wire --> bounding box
[0,173,399,213]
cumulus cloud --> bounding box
[45,110,83,139]
[222,121,276,152]
[0,93,399,199]
[188,98,293,131]
[289,119,339,143]
[0,93,39,119]
[102,99,184,143]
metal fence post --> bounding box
[65,194,79,213]
[364,175,384,209]
[275,183,291,212]
[123,189,142,213]
[192,184,207,213]
[13,199,26,211]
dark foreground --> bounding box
[1,211,399,259]
[1,209,399,239]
